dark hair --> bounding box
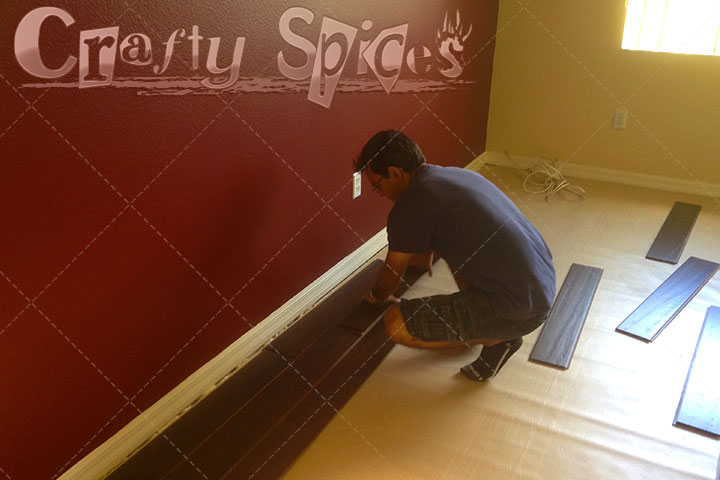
[354,130,426,177]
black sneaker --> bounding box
[460,337,523,382]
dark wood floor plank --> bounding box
[267,260,382,358]
[334,301,387,333]
[674,306,720,437]
[227,319,393,479]
[529,263,603,369]
[646,202,702,264]
[112,259,428,480]
[336,265,429,333]
[105,433,185,480]
[107,350,288,480]
[287,317,393,430]
[222,421,318,480]
[616,257,719,342]
[163,327,360,479]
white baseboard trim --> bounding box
[478,151,720,198]
[61,228,388,480]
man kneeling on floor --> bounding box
[357,130,556,382]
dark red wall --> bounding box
[0,1,498,478]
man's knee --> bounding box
[384,305,414,344]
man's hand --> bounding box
[364,250,411,307]
[363,290,401,306]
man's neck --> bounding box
[411,163,428,178]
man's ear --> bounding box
[387,166,403,180]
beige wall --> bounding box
[487,0,720,186]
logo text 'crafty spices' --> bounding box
[14,7,473,108]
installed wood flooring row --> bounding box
[107,260,427,480]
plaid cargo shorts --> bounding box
[399,289,548,342]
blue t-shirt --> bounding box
[387,164,555,320]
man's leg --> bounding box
[386,290,546,381]
[459,310,548,382]
[383,305,502,350]
[385,304,522,382]
[459,338,523,382]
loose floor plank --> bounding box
[529,263,602,369]
[616,257,719,342]
[646,202,702,264]
[674,306,720,437]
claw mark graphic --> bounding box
[436,9,473,78]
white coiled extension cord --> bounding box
[506,152,586,201]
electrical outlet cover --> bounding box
[613,107,628,129]
[352,171,361,199]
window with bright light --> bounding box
[622,0,720,55]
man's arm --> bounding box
[364,250,412,305]
[408,251,434,277]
